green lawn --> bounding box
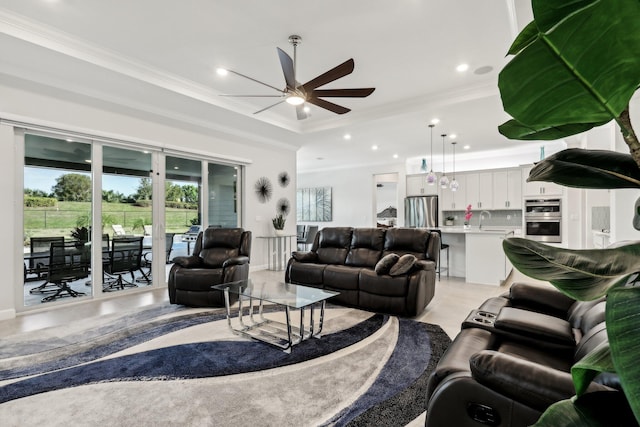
[24,201,198,240]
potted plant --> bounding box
[498,0,640,424]
[445,216,454,226]
[463,205,472,229]
[272,214,286,236]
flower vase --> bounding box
[274,229,285,236]
[463,223,471,230]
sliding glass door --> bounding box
[102,146,153,293]
[20,130,243,309]
[23,134,93,306]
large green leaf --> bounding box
[527,148,640,189]
[571,341,614,396]
[502,238,640,300]
[534,392,636,426]
[607,286,640,422]
[498,119,606,140]
[498,0,640,134]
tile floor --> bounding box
[2,269,517,338]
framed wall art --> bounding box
[296,187,332,222]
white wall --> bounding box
[297,163,406,230]
[0,81,297,317]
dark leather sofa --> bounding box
[285,227,440,317]
[425,282,622,427]
[168,227,251,307]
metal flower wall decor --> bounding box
[277,197,290,216]
[278,171,290,188]
[254,177,273,203]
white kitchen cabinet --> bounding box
[440,175,466,211]
[464,171,493,210]
[522,164,564,196]
[407,174,438,196]
[493,169,522,209]
[465,232,511,286]
[406,174,439,196]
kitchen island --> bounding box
[438,227,519,286]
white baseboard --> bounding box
[0,308,16,321]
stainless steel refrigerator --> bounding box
[405,195,438,228]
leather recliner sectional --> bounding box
[425,282,625,427]
[285,227,440,317]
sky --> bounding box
[25,167,140,196]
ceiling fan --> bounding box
[218,35,375,120]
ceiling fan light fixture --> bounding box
[286,95,305,105]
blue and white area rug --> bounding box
[0,303,451,426]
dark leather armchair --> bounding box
[168,227,251,307]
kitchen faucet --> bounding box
[479,211,492,229]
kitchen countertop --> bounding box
[439,226,520,236]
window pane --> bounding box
[166,156,201,257]
[23,134,92,306]
[207,163,238,228]
[102,146,152,293]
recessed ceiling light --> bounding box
[174,166,179,169]
[463,145,471,150]
[393,154,399,159]
[431,118,440,125]
[372,145,378,151]
[216,68,228,76]
[456,63,469,72]
[449,134,457,139]
[343,133,351,140]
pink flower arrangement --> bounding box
[464,204,473,224]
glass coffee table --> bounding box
[213,279,339,353]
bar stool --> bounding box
[431,229,449,280]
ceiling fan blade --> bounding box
[220,94,285,97]
[225,69,284,94]
[302,58,355,91]
[296,105,309,120]
[306,97,351,115]
[253,100,286,115]
[312,88,375,98]
[277,47,296,90]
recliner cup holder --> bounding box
[476,311,496,319]
[472,317,494,324]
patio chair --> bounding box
[112,224,126,237]
[26,236,65,280]
[297,225,318,251]
[104,236,147,291]
[27,236,65,293]
[41,241,89,302]
[137,233,176,283]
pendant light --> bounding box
[439,133,449,188]
[426,124,437,185]
[450,141,459,191]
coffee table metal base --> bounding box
[221,289,327,353]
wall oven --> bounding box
[524,198,562,243]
